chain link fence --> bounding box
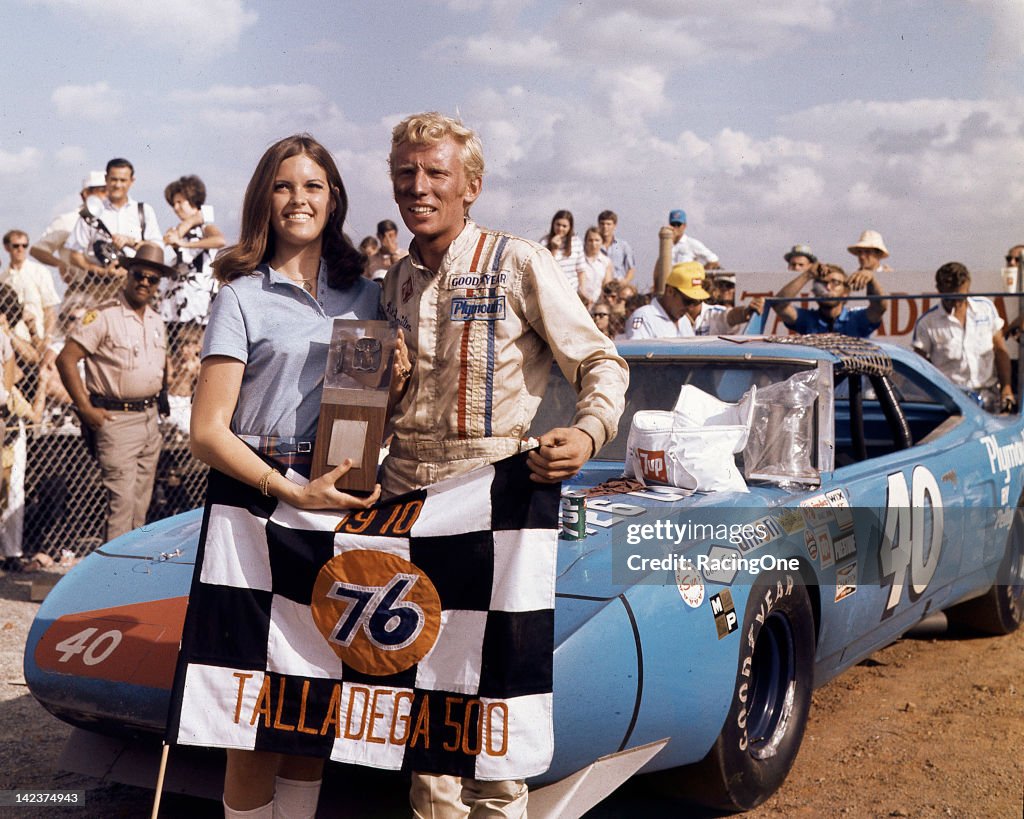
[6,284,208,563]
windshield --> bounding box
[529,358,816,461]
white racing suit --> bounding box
[380,220,627,497]
[380,220,626,816]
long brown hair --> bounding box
[545,209,574,257]
[213,134,364,289]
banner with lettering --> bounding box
[165,453,559,780]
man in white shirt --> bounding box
[2,230,60,343]
[913,262,1016,413]
[31,171,108,310]
[65,158,162,302]
[624,262,711,339]
[666,208,720,269]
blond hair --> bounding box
[389,112,485,184]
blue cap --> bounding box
[668,209,687,226]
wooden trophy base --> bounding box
[311,399,388,493]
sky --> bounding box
[3,0,1024,291]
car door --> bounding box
[813,372,966,665]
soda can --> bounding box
[560,490,587,540]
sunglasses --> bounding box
[131,270,161,285]
[7,243,28,249]
[1007,255,1019,263]
[593,312,610,318]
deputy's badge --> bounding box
[401,277,413,304]
[81,310,98,326]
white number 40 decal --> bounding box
[880,466,943,616]
[53,627,123,665]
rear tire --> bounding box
[662,566,815,812]
[947,509,1024,636]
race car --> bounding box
[24,335,1024,814]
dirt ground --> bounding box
[1,568,1021,818]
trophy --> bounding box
[311,319,396,492]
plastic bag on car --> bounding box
[742,369,819,484]
[624,385,756,493]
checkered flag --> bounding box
[166,452,559,780]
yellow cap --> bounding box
[666,261,710,300]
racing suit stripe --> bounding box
[483,234,509,436]
[457,291,473,438]
[469,232,487,274]
[456,236,489,438]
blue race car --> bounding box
[24,335,1024,813]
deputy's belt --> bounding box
[90,393,158,412]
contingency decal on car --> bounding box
[880,466,943,618]
[710,590,738,639]
[834,561,857,602]
[800,488,853,531]
[675,564,705,608]
[804,526,833,567]
[824,488,855,532]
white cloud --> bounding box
[51,82,123,120]
[166,83,367,152]
[557,0,840,66]
[26,0,258,53]
[171,84,325,108]
[453,34,567,69]
[601,65,667,127]
[0,148,43,175]
[55,145,88,166]
[968,0,1024,59]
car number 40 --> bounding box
[53,627,123,665]
[880,466,943,616]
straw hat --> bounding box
[847,230,889,259]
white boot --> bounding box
[272,777,322,819]
[223,797,274,818]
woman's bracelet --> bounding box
[258,467,280,497]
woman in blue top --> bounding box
[191,135,403,819]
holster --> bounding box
[76,410,98,459]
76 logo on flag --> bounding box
[312,550,442,676]
[327,573,425,651]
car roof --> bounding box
[615,335,920,374]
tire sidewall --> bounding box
[716,566,815,809]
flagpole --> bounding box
[150,743,170,819]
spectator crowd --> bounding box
[1,157,1020,572]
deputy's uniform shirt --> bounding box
[912,297,1004,390]
[68,294,167,400]
[380,221,627,467]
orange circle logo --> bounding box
[310,550,441,676]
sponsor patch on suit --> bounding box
[451,295,506,321]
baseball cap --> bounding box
[713,272,736,286]
[665,261,709,300]
[81,170,106,190]
[668,209,687,226]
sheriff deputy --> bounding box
[57,242,170,541]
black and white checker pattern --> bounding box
[167,453,559,780]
